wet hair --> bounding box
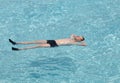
[81,36,85,41]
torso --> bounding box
[55,38,76,46]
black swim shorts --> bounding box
[47,40,58,47]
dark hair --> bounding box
[81,36,85,41]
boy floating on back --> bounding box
[9,34,87,51]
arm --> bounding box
[80,42,87,46]
[74,41,87,46]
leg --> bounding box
[17,40,47,44]
[12,44,50,51]
[9,39,47,45]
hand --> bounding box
[71,34,76,37]
[80,42,87,46]
[71,34,76,39]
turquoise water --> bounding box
[0,0,120,83]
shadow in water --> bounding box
[28,57,77,78]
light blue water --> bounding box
[0,0,120,83]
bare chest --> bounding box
[56,38,75,45]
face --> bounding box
[75,36,84,41]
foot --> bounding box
[12,47,20,51]
[9,39,16,45]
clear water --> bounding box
[0,0,120,83]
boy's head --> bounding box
[75,36,85,42]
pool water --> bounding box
[0,0,120,83]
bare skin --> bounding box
[9,34,87,51]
